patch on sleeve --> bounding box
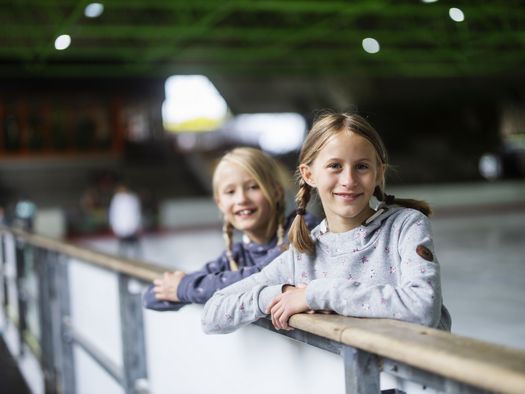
[416,245,434,262]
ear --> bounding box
[376,163,386,186]
[274,184,284,202]
[299,163,316,188]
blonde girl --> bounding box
[144,147,319,311]
[202,112,451,333]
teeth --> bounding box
[237,209,254,215]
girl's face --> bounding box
[215,163,273,244]
[300,131,383,233]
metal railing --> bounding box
[1,226,525,394]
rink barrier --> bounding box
[1,226,525,394]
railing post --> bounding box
[36,247,58,393]
[342,345,380,394]
[1,233,8,310]
[55,253,76,394]
[15,238,28,356]
[118,274,149,394]
[36,249,76,394]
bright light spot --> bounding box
[162,75,230,132]
[479,154,502,180]
[449,7,465,22]
[362,38,380,54]
[232,113,306,154]
[421,0,438,3]
[85,3,104,18]
[54,35,71,50]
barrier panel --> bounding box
[1,226,525,394]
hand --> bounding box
[266,284,310,331]
[153,271,186,302]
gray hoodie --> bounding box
[202,206,451,334]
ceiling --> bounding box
[1,0,524,80]
[2,0,525,116]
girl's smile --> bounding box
[333,192,364,201]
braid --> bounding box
[222,220,238,271]
[276,222,285,246]
[374,186,432,217]
[288,180,315,254]
[373,185,385,202]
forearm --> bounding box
[306,278,442,327]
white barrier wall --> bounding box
[144,305,345,394]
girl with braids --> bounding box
[202,112,451,334]
[144,147,319,311]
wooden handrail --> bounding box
[3,226,525,394]
[2,227,167,282]
[290,313,525,394]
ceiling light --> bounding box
[449,7,465,22]
[85,3,104,18]
[362,38,380,54]
[54,35,71,50]
[162,75,230,132]
[421,0,438,3]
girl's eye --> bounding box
[248,184,259,190]
[223,189,234,195]
[356,163,369,171]
[327,162,342,170]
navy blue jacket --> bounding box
[143,212,319,311]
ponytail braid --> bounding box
[276,201,286,247]
[374,186,432,217]
[288,180,315,254]
[222,220,239,271]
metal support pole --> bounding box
[1,234,8,310]
[15,239,27,356]
[342,345,380,394]
[118,274,149,394]
[55,253,76,394]
[36,247,59,393]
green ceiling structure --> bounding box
[1,0,524,79]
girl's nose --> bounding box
[341,168,356,188]
[235,189,248,204]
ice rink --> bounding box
[82,182,525,351]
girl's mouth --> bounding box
[333,192,362,201]
[235,208,257,217]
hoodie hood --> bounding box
[311,205,403,254]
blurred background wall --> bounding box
[0,0,524,236]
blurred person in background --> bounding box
[144,147,319,312]
[109,183,142,258]
[14,198,36,231]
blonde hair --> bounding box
[212,147,286,271]
[289,112,432,255]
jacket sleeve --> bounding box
[305,212,443,327]
[177,246,284,304]
[201,250,294,334]
[142,251,232,311]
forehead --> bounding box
[315,131,376,161]
[215,162,255,186]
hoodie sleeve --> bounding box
[202,250,295,334]
[305,211,444,328]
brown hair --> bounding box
[213,147,286,271]
[289,112,431,255]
